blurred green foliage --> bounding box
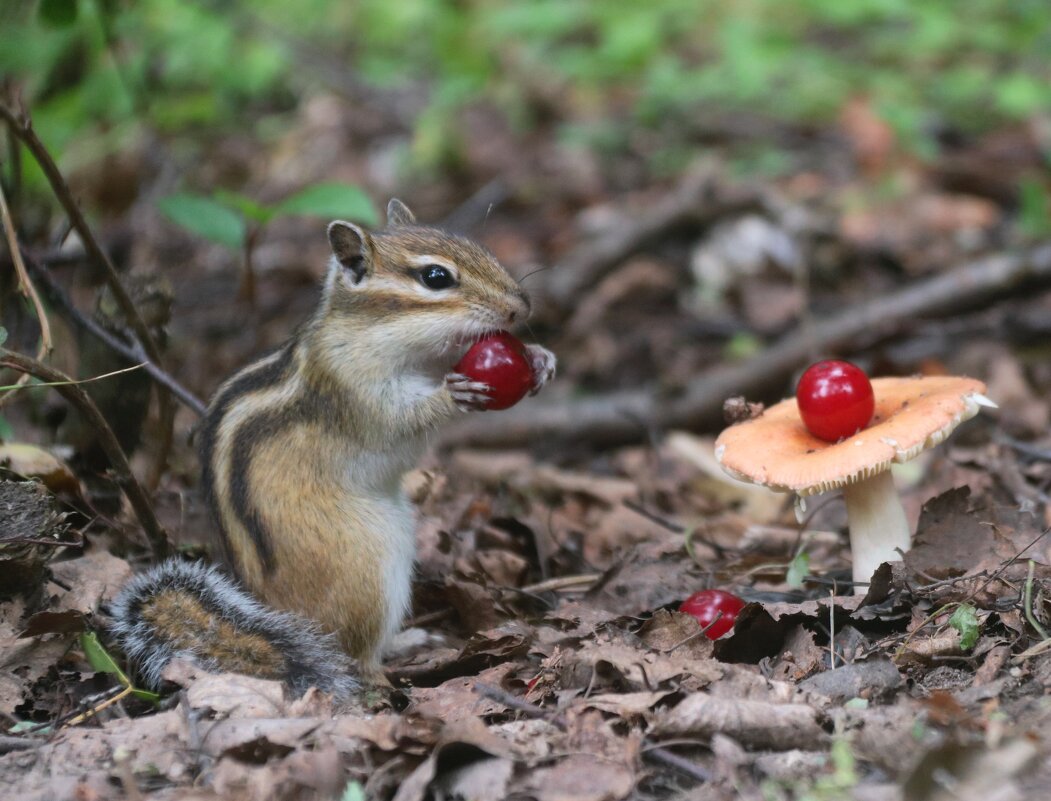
[157,184,377,250]
[2,0,1050,182]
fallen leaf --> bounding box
[653,692,827,750]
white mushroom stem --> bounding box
[840,470,910,592]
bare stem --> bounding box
[0,99,162,367]
[0,348,170,559]
[21,248,206,415]
[0,176,52,399]
[0,97,178,486]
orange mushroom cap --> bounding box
[715,376,990,496]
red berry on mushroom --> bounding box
[678,589,746,639]
[796,360,875,442]
[455,331,535,410]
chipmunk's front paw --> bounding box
[526,345,557,395]
[445,372,491,412]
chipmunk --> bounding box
[109,199,556,697]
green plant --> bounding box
[157,182,377,299]
[4,0,1051,186]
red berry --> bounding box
[678,589,746,639]
[796,360,875,442]
[454,331,534,410]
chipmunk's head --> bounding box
[320,199,530,365]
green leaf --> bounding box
[683,526,698,562]
[38,0,78,27]
[276,183,378,226]
[79,632,161,702]
[340,782,366,801]
[215,190,275,225]
[949,604,980,650]
[80,631,130,683]
[1019,178,1051,238]
[158,194,246,250]
[0,414,13,443]
[8,720,48,735]
[0,326,7,347]
[785,551,810,588]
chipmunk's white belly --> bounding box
[339,441,424,651]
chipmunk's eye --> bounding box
[419,264,457,290]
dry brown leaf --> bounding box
[520,753,635,801]
[566,637,722,691]
[580,690,673,718]
[211,745,345,801]
[409,663,516,722]
[50,550,133,614]
[589,540,706,616]
[392,719,515,801]
[653,692,827,750]
[179,668,287,718]
[0,444,81,496]
[769,626,826,683]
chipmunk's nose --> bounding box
[507,289,531,324]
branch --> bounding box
[20,249,206,416]
[1,96,178,485]
[0,99,163,368]
[443,243,1051,448]
[0,177,51,394]
[0,349,170,559]
[540,166,762,315]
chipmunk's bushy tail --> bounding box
[108,559,359,699]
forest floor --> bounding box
[3,90,1051,801]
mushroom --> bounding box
[714,375,995,590]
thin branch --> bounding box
[22,248,207,416]
[0,176,52,398]
[442,243,1051,448]
[542,166,762,314]
[0,348,170,559]
[0,98,162,367]
[0,96,178,485]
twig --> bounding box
[474,681,710,783]
[21,248,207,416]
[0,177,51,395]
[0,348,170,559]
[1023,559,1050,641]
[1011,636,1051,664]
[543,166,761,313]
[0,99,162,367]
[0,734,44,754]
[442,243,1051,448]
[829,589,836,669]
[642,746,712,783]
[665,612,723,654]
[0,97,177,483]
[64,685,134,728]
[895,527,1050,659]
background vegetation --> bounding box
[3,0,1050,187]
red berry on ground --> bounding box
[454,331,534,410]
[796,360,875,442]
[678,589,746,639]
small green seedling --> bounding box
[948,604,980,651]
[80,631,161,703]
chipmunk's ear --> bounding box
[386,198,416,227]
[327,220,373,284]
